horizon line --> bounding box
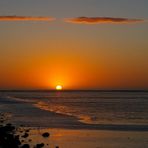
[0,89,148,92]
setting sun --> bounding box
[56,85,63,90]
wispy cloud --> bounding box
[65,17,145,24]
[0,16,55,21]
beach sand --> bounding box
[0,112,148,148]
[0,91,148,148]
[1,116,148,148]
[21,128,148,148]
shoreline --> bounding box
[13,123,148,132]
[1,89,148,93]
[1,90,148,147]
[1,112,148,148]
[1,97,148,132]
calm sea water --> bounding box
[0,91,148,130]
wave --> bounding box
[6,96,36,103]
[34,101,95,125]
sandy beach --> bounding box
[0,91,148,148]
[1,122,148,148]
[27,128,148,148]
[1,118,148,148]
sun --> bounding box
[56,85,63,90]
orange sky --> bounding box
[0,43,148,89]
[0,1,148,89]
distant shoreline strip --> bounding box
[0,90,148,92]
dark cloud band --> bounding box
[0,16,55,21]
[65,17,144,24]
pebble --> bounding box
[42,132,50,138]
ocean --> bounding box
[0,90,148,131]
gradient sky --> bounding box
[0,0,148,89]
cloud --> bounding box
[65,17,144,24]
[0,16,55,21]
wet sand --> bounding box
[26,128,148,148]
[1,91,148,148]
[1,112,148,148]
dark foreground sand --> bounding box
[0,112,52,148]
[0,112,148,148]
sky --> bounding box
[0,0,148,90]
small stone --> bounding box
[25,129,30,133]
[42,132,50,138]
[6,123,12,126]
[21,140,24,143]
[22,133,29,138]
[36,143,44,148]
[21,144,30,148]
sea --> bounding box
[0,90,148,131]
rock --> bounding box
[42,132,50,138]
[21,140,24,143]
[21,144,30,148]
[36,143,44,148]
[6,123,12,126]
[14,135,21,145]
[25,129,30,133]
[4,124,15,131]
[22,133,29,138]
